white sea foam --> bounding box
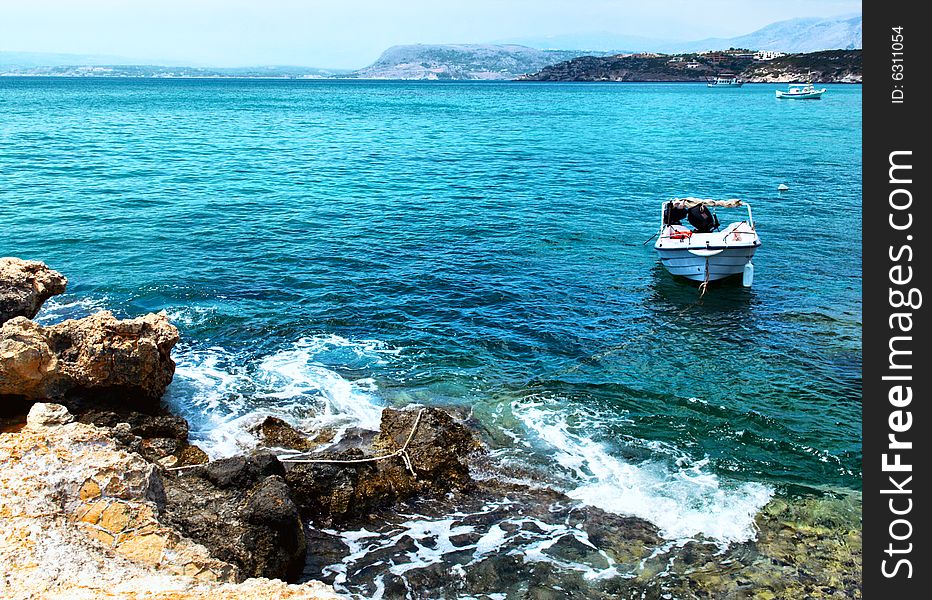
[34,295,110,324]
[163,305,219,327]
[255,337,387,431]
[513,398,773,546]
[166,335,393,458]
[321,500,619,596]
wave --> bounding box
[34,294,111,324]
[321,498,620,598]
[166,335,394,458]
[512,397,773,545]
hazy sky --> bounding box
[1,0,862,69]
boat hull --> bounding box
[655,246,758,282]
[775,90,825,99]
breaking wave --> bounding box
[166,335,396,458]
[34,294,111,324]
[513,397,773,545]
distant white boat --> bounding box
[775,82,826,99]
[654,198,760,287]
[707,75,743,88]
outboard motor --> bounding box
[663,202,689,226]
[687,205,719,233]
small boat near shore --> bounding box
[654,198,760,287]
[775,82,826,99]
[707,74,743,88]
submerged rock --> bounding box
[0,310,178,404]
[0,257,67,325]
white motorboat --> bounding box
[653,198,760,287]
[775,82,826,99]
[707,75,743,88]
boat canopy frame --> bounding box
[658,198,755,234]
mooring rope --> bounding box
[167,408,428,477]
[278,408,426,477]
[697,256,711,299]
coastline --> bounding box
[1,259,862,598]
[1,75,864,83]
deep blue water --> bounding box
[1,78,861,543]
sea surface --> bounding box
[1,78,861,594]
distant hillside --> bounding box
[521,50,861,83]
[659,15,861,54]
[350,44,593,80]
[0,64,350,78]
[742,50,862,83]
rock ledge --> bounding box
[0,403,342,599]
[0,257,67,325]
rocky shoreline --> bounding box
[520,50,862,83]
[1,258,862,599]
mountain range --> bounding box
[348,15,860,80]
[656,15,862,54]
[347,45,594,80]
[504,15,861,54]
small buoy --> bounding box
[777,184,789,191]
[743,262,755,287]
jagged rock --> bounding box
[160,451,307,582]
[0,257,67,325]
[178,443,210,466]
[285,407,482,522]
[79,409,189,439]
[375,406,480,487]
[240,476,307,581]
[77,408,211,466]
[140,437,184,461]
[203,451,285,489]
[254,415,320,451]
[0,310,179,403]
[37,577,340,600]
[0,404,338,598]
[26,401,74,427]
[1,405,230,591]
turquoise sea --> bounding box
[1,77,861,583]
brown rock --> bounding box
[0,257,67,325]
[178,443,210,467]
[0,310,179,403]
[254,416,319,451]
[375,406,481,487]
[285,407,483,522]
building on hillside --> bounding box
[753,50,786,61]
[700,51,727,64]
